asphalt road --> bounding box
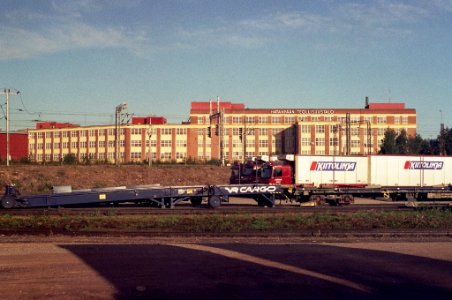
[0,236,451,299]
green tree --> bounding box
[407,134,424,154]
[445,128,452,155]
[379,128,398,154]
[395,129,408,154]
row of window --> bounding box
[197,115,409,125]
[32,128,188,139]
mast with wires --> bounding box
[1,88,20,167]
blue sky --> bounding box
[1,0,451,138]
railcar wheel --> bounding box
[1,196,16,209]
[208,196,221,208]
[190,196,202,206]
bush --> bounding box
[63,154,77,165]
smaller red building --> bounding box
[0,132,29,161]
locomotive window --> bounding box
[274,167,283,177]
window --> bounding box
[161,128,172,135]
[329,137,338,146]
[315,137,325,146]
[402,116,408,125]
[284,116,295,124]
[160,152,172,159]
[351,140,360,148]
[245,116,254,124]
[232,116,241,124]
[301,138,311,147]
[80,131,87,137]
[176,152,186,159]
[71,131,77,138]
[258,139,268,148]
[301,125,311,134]
[98,141,105,148]
[89,141,97,148]
[176,128,187,135]
[311,116,320,122]
[197,117,205,124]
[377,116,387,124]
[315,125,325,134]
[53,132,61,138]
[258,128,267,135]
[89,130,97,136]
[176,140,187,147]
[131,152,141,159]
[161,140,172,147]
[131,128,141,135]
[271,116,281,124]
[38,132,44,138]
[258,116,267,124]
[298,116,306,122]
[131,140,142,147]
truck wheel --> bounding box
[190,197,202,206]
[1,196,16,209]
[208,196,221,208]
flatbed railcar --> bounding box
[231,154,452,205]
[0,183,283,209]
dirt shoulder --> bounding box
[0,164,231,195]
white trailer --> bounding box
[294,155,368,187]
[369,155,452,187]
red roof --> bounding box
[367,103,405,110]
[190,101,245,112]
[132,116,167,125]
[36,122,79,129]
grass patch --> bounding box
[0,209,450,234]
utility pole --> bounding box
[439,109,446,156]
[345,113,351,155]
[115,102,127,166]
[148,122,153,167]
[2,88,20,167]
[208,97,225,166]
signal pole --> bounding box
[2,88,20,167]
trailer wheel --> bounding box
[340,194,354,205]
[208,196,221,208]
[309,195,325,206]
[190,196,202,206]
[1,196,16,209]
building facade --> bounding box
[26,100,416,163]
[0,132,29,161]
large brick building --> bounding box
[24,99,416,163]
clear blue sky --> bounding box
[1,0,451,138]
